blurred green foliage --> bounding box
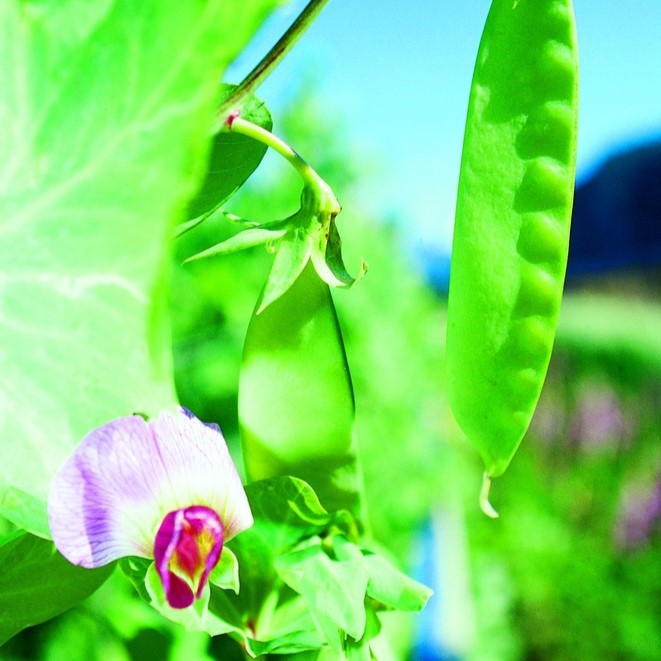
[465,341,661,661]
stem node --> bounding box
[225,110,240,129]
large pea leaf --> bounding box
[0,0,281,538]
[0,531,114,646]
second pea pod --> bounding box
[446,0,579,492]
[238,261,364,522]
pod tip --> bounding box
[480,472,499,519]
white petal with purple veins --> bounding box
[150,410,253,540]
[48,409,253,570]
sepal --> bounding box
[183,182,364,312]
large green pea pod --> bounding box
[446,0,579,501]
[239,261,364,521]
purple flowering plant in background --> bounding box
[48,408,253,609]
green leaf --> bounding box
[119,557,153,603]
[0,0,280,536]
[186,85,273,220]
[362,553,432,612]
[244,477,336,552]
[222,525,276,628]
[208,587,328,657]
[240,623,327,657]
[252,593,325,650]
[333,536,432,613]
[276,539,369,642]
[0,532,114,645]
[312,607,346,652]
[214,479,351,649]
[345,640,372,661]
[218,478,336,626]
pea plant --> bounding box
[0,0,578,658]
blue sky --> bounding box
[230,1,661,252]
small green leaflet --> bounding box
[185,85,274,222]
[276,538,369,645]
[276,534,432,651]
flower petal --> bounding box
[164,572,195,609]
[48,415,168,567]
[154,505,224,608]
[148,410,253,540]
[48,409,253,569]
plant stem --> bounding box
[227,116,327,193]
[218,0,331,117]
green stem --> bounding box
[218,0,331,118]
[228,116,329,194]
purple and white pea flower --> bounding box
[48,408,253,609]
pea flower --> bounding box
[48,408,253,609]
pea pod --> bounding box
[239,261,364,520]
[446,0,579,501]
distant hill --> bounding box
[567,138,661,281]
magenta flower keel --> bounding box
[48,409,253,608]
[154,506,224,609]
